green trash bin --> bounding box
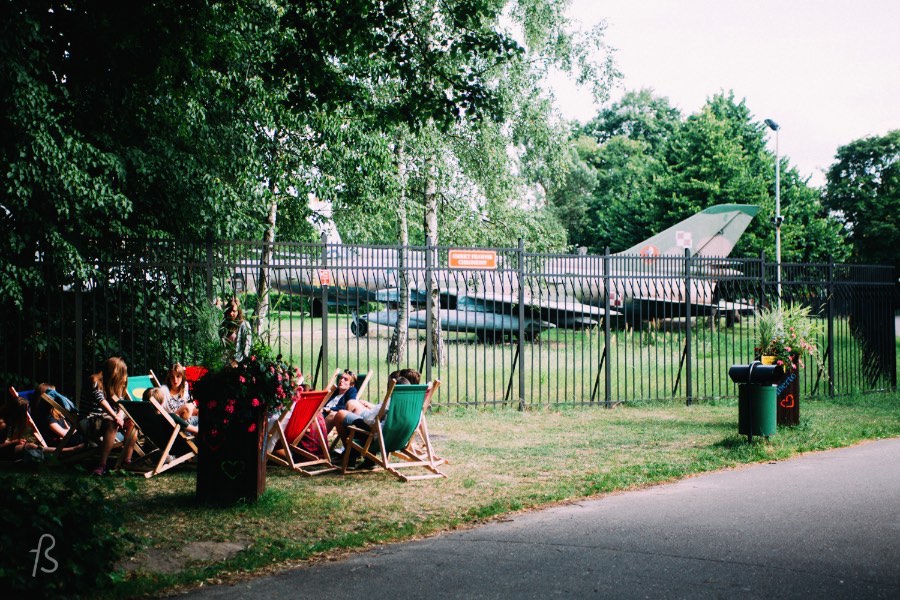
[738,384,776,441]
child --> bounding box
[220,297,251,364]
[160,363,197,429]
[144,387,198,435]
[84,357,138,475]
[0,394,42,461]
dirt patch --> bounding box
[119,541,247,575]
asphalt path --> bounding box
[185,438,900,599]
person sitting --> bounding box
[82,357,139,475]
[143,387,199,435]
[0,394,42,462]
[160,363,198,431]
[30,383,86,451]
[340,368,421,426]
[321,369,358,431]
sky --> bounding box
[549,0,900,187]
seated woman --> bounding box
[339,368,421,428]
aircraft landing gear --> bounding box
[350,316,368,337]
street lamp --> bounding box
[765,118,782,308]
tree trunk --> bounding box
[387,143,409,366]
[255,191,278,340]
[424,154,444,366]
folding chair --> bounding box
[405,382,448,466]
[327,370,372,452]
[10,386,93,463]
[119,396,198,478]
[126,371,161,402]
[267,386,339,476]
[341,380,445,481]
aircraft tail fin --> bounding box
[618,204,759,258]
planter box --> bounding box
[196,409,266,506]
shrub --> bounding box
[0,473,133,597]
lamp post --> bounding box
[765,118,782,308]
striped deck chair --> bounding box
[341,380,445,482]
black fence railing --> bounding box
[2,239,895,409]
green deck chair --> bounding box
[126,371,160,403]
[341,380,445,481]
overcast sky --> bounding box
[550,0,900,187]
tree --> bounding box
[823,130,900,269]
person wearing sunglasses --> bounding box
[322,370,358,431]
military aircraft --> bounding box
[259,203,758,340]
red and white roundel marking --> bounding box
[639,245,660,258]
[676,230,693,248]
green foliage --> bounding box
[823,129,900,269]
[0,473,133,597]
[554,90,848,260]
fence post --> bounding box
[759,250,767,307]
[424,238,433,386]
[517,238,526,410]
[604,247,612,408]
[74,279,83,410]
[684,248,692,406]
[827,255,835,395]
[205,236,214,304]
[320,232,329,382]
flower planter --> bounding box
[196,407,266,506]
[774,353,800,427]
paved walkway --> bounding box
[186,438,900,599]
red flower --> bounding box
[225,404,235,414]
[247,423,256,433]
[251,398,260,407]
[184,365,208,385]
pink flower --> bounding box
[239,376,246,384]
[776,360,784,365]
[251,355,256,361]
[785,346,792,352]
[251,398,260,407]
[225,404,235,414]
[247,423,256,433]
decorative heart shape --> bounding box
[780,394,795,409]
[221,460,245,480]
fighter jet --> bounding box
[263,203,758,340]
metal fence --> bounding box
[2,239,895,409]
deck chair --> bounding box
[267,386,339,476]
[405,381,448,467]
[10,387,93,463]
[126,371,161,402]
[119,396,198,478]
[341,380,445,481]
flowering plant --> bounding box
[754,303,824,374]
[192,356,302,442]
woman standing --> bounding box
[220,297,251,364]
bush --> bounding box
[0,473,133,597]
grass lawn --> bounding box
[10,392,900,597]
